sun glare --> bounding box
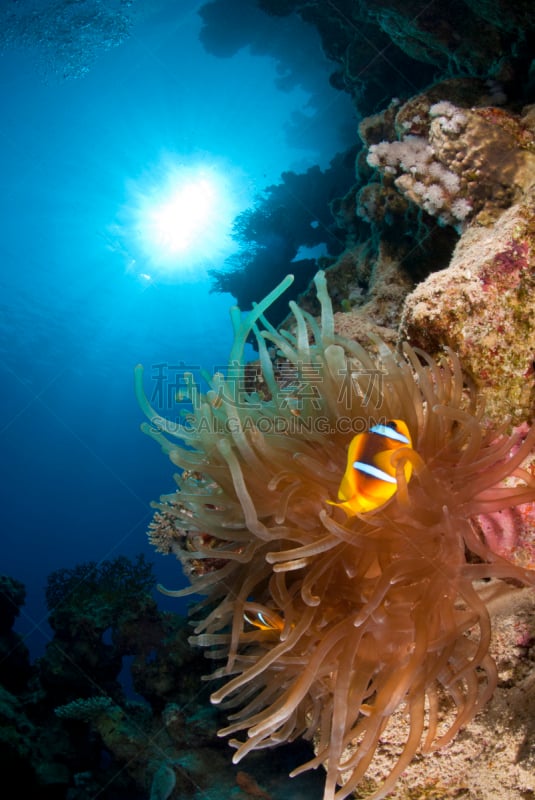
[146,178,215,256]
[116,157,245,283]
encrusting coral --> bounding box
[400,185,535,424]
[363,91,535,232]
[136,271,535,800]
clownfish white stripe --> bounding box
[353,460,398,483]
[370,423,410,444]
[244,611,264,628]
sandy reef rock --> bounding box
[400,187,535,424]
[336,584,535,800]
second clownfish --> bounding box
[328,419,413,516]
[243,602,286,632]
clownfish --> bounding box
[243,603,285,632]
[328,419,413,516]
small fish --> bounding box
[328,419,413,516]
[243,603,285,632]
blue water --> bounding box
[0,0,355,658]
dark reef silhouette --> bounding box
[209,150,358,328]
[0,559,324,799]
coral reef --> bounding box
[399,184,535,423]
[293,77,535,431]
[137,272,535,800]
[0,558,324,799]
[3,4,534,799]
[257,0,535,105]
[0,575,32,692]
[364,92,535,231]
[41,555,157,704]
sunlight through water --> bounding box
[115,156,244,283]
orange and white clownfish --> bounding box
[328,419,413,516]
[243,602,285,632]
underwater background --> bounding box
[0,0,355,659]
[1,1,534,799]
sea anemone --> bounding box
[135,271,535,800]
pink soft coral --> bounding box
[475,425,535,569]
